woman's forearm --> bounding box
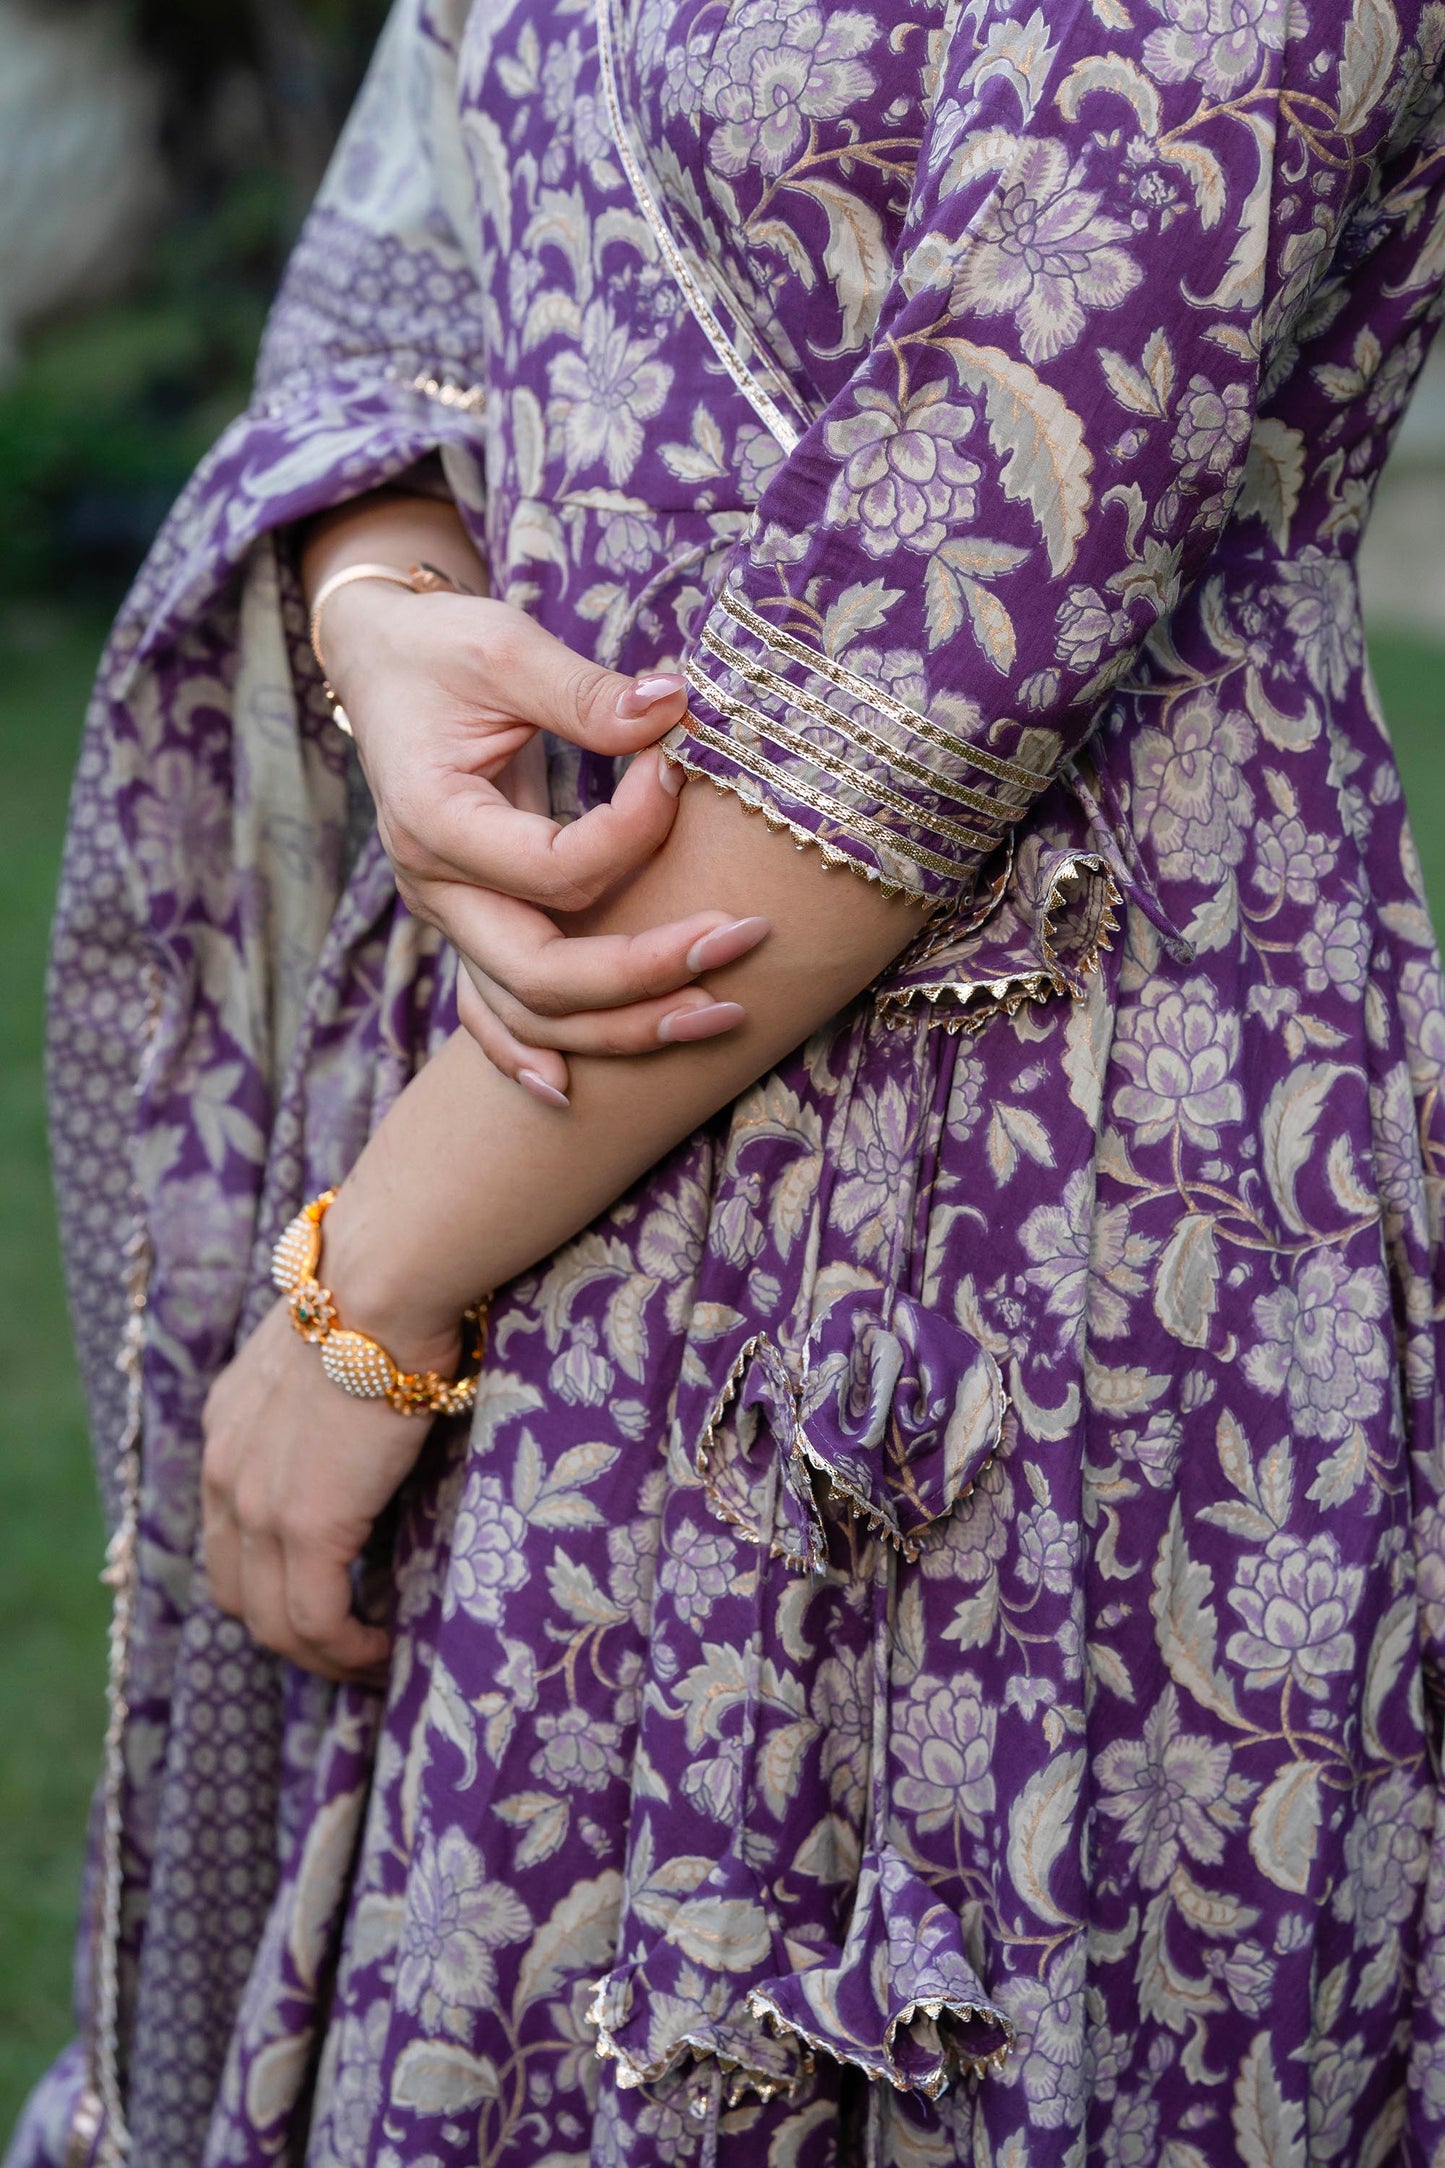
[320,781,922,1360]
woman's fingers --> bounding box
[202,1496,243,1619]
[457,973,571,1102]
[283,1540,391,1678]
[488,608,690,756]
[459,958,748,1073]
[436,880,771,1018]
[494,731,550,816]
[236,1527,388,1683]
[399,747,692,915]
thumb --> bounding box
[501,616,689,753]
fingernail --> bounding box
[685,916,772,974]
[657,1000,746,1044]
[616,672,686,719]
[518,1067,570,1107]
[658,750,686,795]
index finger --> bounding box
[284,1541,390,1678]
[434,883,768,1015]
[416,747,689,911]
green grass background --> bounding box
[0,607,1442,2127]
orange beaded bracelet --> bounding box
[270,1189,488,1417]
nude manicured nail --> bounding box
[657,1000,746,1045]
[658,750,686,795]
[685,916,772,974]
[616,672,686,719]
[518,1067,570,1108]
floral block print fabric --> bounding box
[11,0,1445,2163]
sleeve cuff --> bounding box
[674,573,1050,908]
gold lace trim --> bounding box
[716,587,1054,794]
[697,622,1016,841]
[685,654,998,859]
[676,696,972,885]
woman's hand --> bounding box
[201,1300,448,1682]
[325,578,771,1097]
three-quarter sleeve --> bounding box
[669,0,1423,906]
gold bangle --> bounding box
[270,1189,489,1417]
[307,559,474,736]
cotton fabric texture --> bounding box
[12,0,1445,2160]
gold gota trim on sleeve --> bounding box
[686,651,1002,857]
[680,663,996,867]
[698,622,1020,834]
[716,587,1055,795]
[679,699,978,884]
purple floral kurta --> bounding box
[13,0,1445,2160]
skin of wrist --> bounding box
[318,578,419,707]
[312,1190,472,1381]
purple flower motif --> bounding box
[1414,1499,1445,1643]
[1143,0,1289,100]
[531,1705,624,1793]
[1101,2090,1161,2168]
[893,1672,996,1834]
[1398,954,1445,1089]
[829,642,932,714]
[598,510,660,576]
[823,381,982,558]
[657,1518,735,1626]
[951,138,1142,362]
[1131,700,1257,883]
[548,300,672,485]
[550,1325,615,1406]
[1332,1767,1431,1944]
[1112,976,1245,1148]
[697,0,877,177]
[1243,1247,1390,1440]
[1170,375,1253,480]
[921,1451,1011,1582]
[1299,892,1371,998]
[1252,813,1339,905]
[445,1471,529,1625]
[1017,1503,1082,1595]
[1276,546,1363,699]
[813,1650,870,1817]
[1056,585,1128,674]
[1117,1411,1182,1488]
[396,1826,531,2015]
[835,1076,919,1260]
[1224,1530,1364,1699]
[1204,1938,1276,2016]
[1307,2032,1373,2159]
[608,1514,659,1633]
[1001,1937,1088,2129]
[1096,1686,1237,1887]
[736,422,786,500]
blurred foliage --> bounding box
[0,0,389,600]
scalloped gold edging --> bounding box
[746,1983,1014,2096]
[877,854,1123,1034]
[660,744,943,914]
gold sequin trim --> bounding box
[685,654,998,860]
[716,587,1055,794]
[677,702,969,885]
[407,371,486,414]
[698,621,1019,836]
